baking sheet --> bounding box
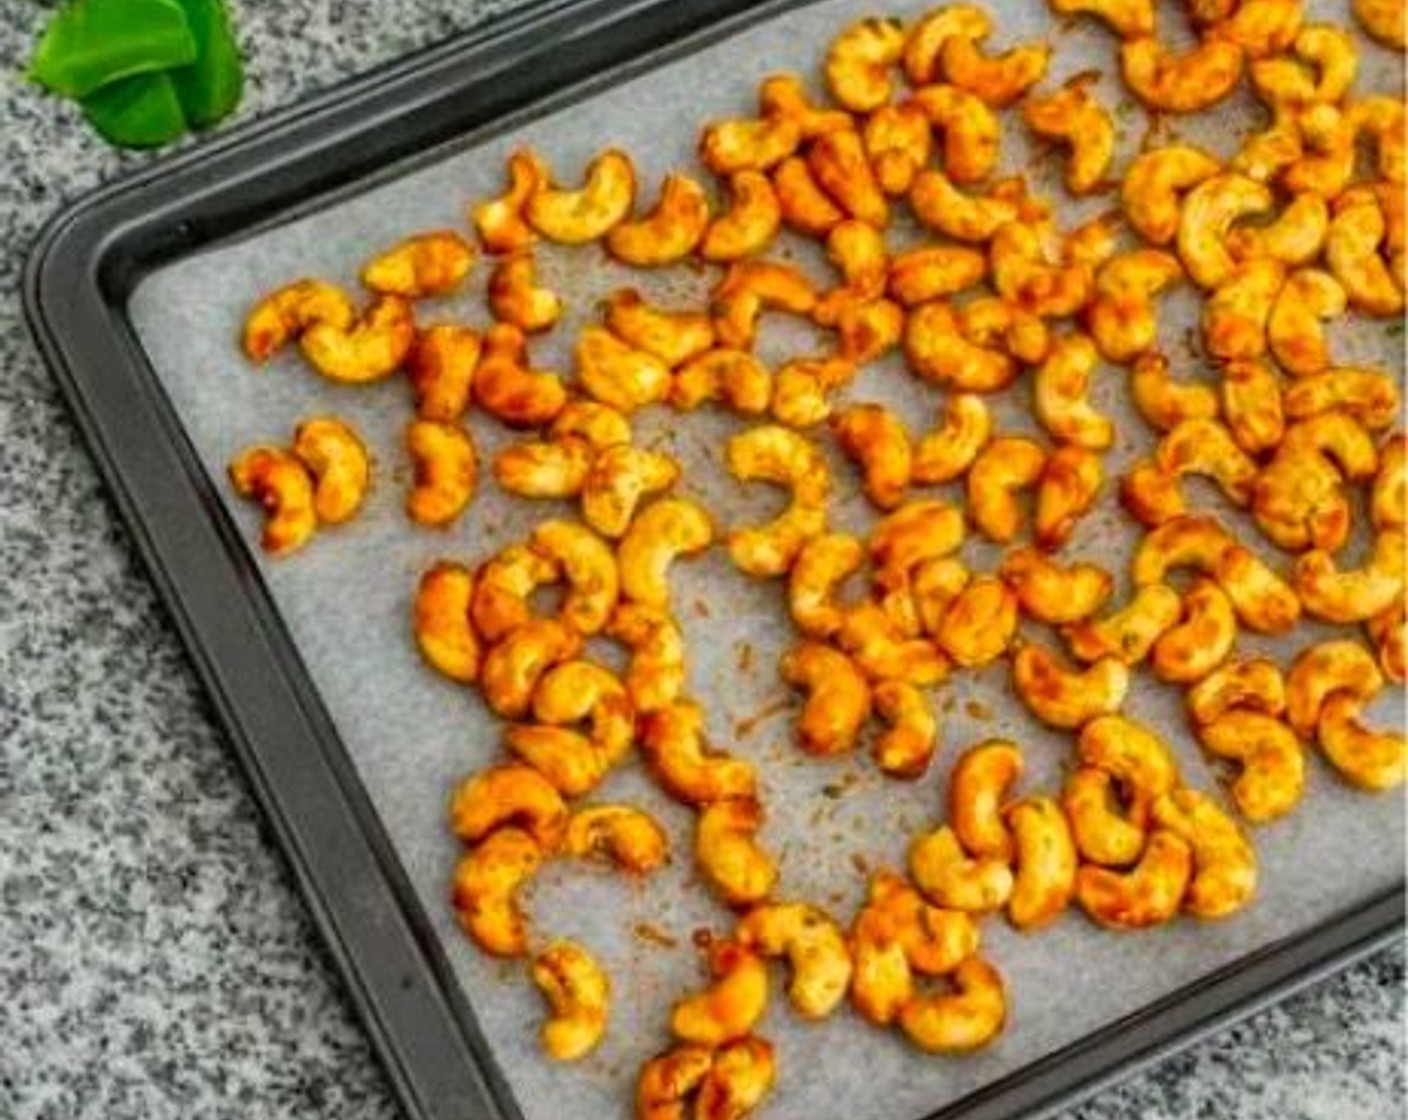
[127,1,1404,1117]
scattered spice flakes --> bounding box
[633,922,678,949]
[691,927,715,950]
[736,641,755,674]
[734,695,791,739]
[851,852,871,878]
[693,598,711,619]
[966,699,992,721]
[1386,322,1405,338]
[942,693,958,713]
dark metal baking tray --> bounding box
[24,1,1406,1118]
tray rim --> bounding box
[22,1,1407,1119]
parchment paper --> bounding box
[128,1,1405,1117]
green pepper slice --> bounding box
[168,0,244,128]
[29,0,197,100]
[80,71,189,149]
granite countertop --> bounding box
[0,2,1402,1118]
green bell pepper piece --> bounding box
[29,0,197,99]
[80,71,189,149]
[168,0,244,128]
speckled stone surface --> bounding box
[0,3,1402,1119]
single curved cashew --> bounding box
[1206,0,1305,59]
[362,230,474,298]
[1177,174,1273,290]
[1035,443,1103,551]
[228,446,317,556]
[525,149,636,244]
[990,221,1094,318]
[1267,269,1346,377]
[479,619,583,719]
[773,154,846,237]
[758,72,852,140]
[1227,192,1329,267]
[606,289,715,370]
[912,393,992,486]
[618,498,713,609]
[448,762,567,850]
[640,702,757,806]
[897,957,1007,1053]
[300,294,416,383]
[712,260,818,350]
[905,302,1017,393]
[788,532,864,638]
[1062,583,1183,666]
[735,902,853,1019]
[911,84,1002,184]
[407,325,479,422]
[1220,357,1286,455]
[887,246,986,308]
[949,740,1023,862]
[1119,36,1245,114]
[1366,603,1406,684]
[604,173,710,266]
[670,939,769,1045]
[406,420,477,527]
[1233,108,1303,184]
[473,150,545,254]
[606,603,686,714]
[814,221,889,326]
[635,1044,714,1120]
[1317,692,1406,792]
[1151,580,1238,684]
[1286,639,1385,739]
[1197,710,1306,823]
[1326,191,1404,318]
[471,543,560,642]
[1087,250,1183,364]
[1284,367,1400,432]
[934,575,1018,668]
[1033,332,1114,450]
[726,425,828,577]
[863,101,933,196]
[909,169,1019,241]
[1012,642,1129,729]
[1022,83,1115,195]
[768,355,855,427]
[694,1036,776,1120]
[473,323,567,427]
[868,500,965,636]
[1217,545,1303,635]
[871,679,939,780]
[582,445,681,539]
[506,659,634,795]
[1295,528,1405,624]
[1281,102,1357,197]
[575,326,672,413]
[1001,547,1113,625]
[780,641,872,756]
[528,519,619,635]
[1253,412,1379,553]
[807,129,889,227]
[849,903,914,1026]
[1063,769,1147,868]
[563,804,669,874]
[673,348,772,414]
[1129,351,1219,432]
[290,417,369,525]
[1151,789,1258,919]
[831,403,912,510]
[1122,462,1185,527]
[902,4,990,83]
[491,439,591,500]
[942,30,1049,108]
[824,16,905,111]
[1049,0,1155,39]
[1187,657,1288,725]
[450,827,543,957]
[531,940,609,1061]
[1373,433,1406,531]
[695,801,779,908]
[1352,96,1406,186]
[1353,0,1408,46]
[1251,25,1358,109]
[488,252,562,333]
[1131,514,1233,585]
[1155,417,1258,508]
[910,825,1013,912]
[967,435,1047,542]
[1076,830,1192,929]
[700,115,802,176]
[243,278,356,361]
[1121,146,1222,246]
[701,171,783,262]
[1005,796,1077,930]
[552,399,633,450]
[837,298,905,366]
[413,562,480,684]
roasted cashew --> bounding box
[735,902,853,1019]
[607,289,716,370]
[1062,583,1183,666]
[1281,103,1356,197]
[1373,433,1406,531]
[1233,108,1303,184]
[1227,193,1329,267]
[291,417,370,525]
[1206,0,1305,59]
[564,804,669,874]
[1353,96,1406,186]
[670,939,769,1045]
[788,533,863,638]
[941,29,1049,108]
[780,641,872,755]
[527,519,618,636]
[989,221,1094,318]
[967,436,1047,543]
[808,129,889,227]
[1217,545,1303,635]
[605,173,710,267]
[640,701,757,806]
[575,327,672,413]
[773,155,846,237]
[1220,357,1286,456]
[479,619,583,719]
[673,348,772,414]
[726,425,828,577]
[700,115,802,176]
[1050,0,1155,38]
[1075,830,1192,929]
[1063,768,1146,868]
[831,403,913,510]
[695,801,779,908]
[872,680,939,779]
[949,740,1022,862]
[471,543,560,642]
[1155,417,1259,508]
[836,298,906,364]
[450,827,542,958]
[407,325,479,422]
[1120,459,1186,527]
[1197,710,1305,823]
[1295,528,1405,624]
[552,399,633,451]
[1119,37,1244,114]
[1005,796,1077,930]
[362,230,474,298]
[1128,351,1219,432]
[1353,0,1408,47]
[1087,251,1183,364]
[531,941,610,1061]
[904,302,1017,393]
[506,659,634,795]
[448,762,567,850]
[887,246,986,308]
[912,393,992,486]
[1284,367,1400,432]
[935,575,1019,669]
[1012,643,1129,729]
[1151,579,1237,684]
[1286,639,1385,739]
[606,602,685,714]
[910,825,1013,913]
[1078,718,1186,811]
[908,169,1019,242]
[701,171,783,262]
[1121,146,1222,247]
[488,252,562,333]
[1266,269,1346,377]
[473,323,567,427]
[414,562,480,684]
[1022,83,1115,196]
[406,420,477,527]
[300,294,415,384]
[525,148,636,244]
[758,72,852,139]
[635,1044,713,1120]
[1316,692,1406,792]
[1035,443,1104,550]
[582,445,682,539]
[243,278,355,362]
[1001,547,1113,625]
[712,261,818,350]
[1366,603,1406,684]
[863,101,933,196]
[911,84,1002,184]
[1177,174,1273,290]
[849,904,912,1026]
[473,150,545,254]
[813,220,889,326]
[824,16,905,111]
[1033,332,1115,450]
[769,355,856,427]
[1151,789,1257,919]
[618,498,713,609]
[897,958,1006,1053]
[1131,514,1234,585]
[694,1036,776,1120]
[1253,412,1379,553]
[902,4,990,84]
[837,603,950,685]
[870,499,966,634]
[1326,190,1404,318]
[867,872,980,976]
[1187,656,1287,725]
[228,446,317,556]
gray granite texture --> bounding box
[0,2,1402,1120]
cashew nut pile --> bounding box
[226,2,1405,1116]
